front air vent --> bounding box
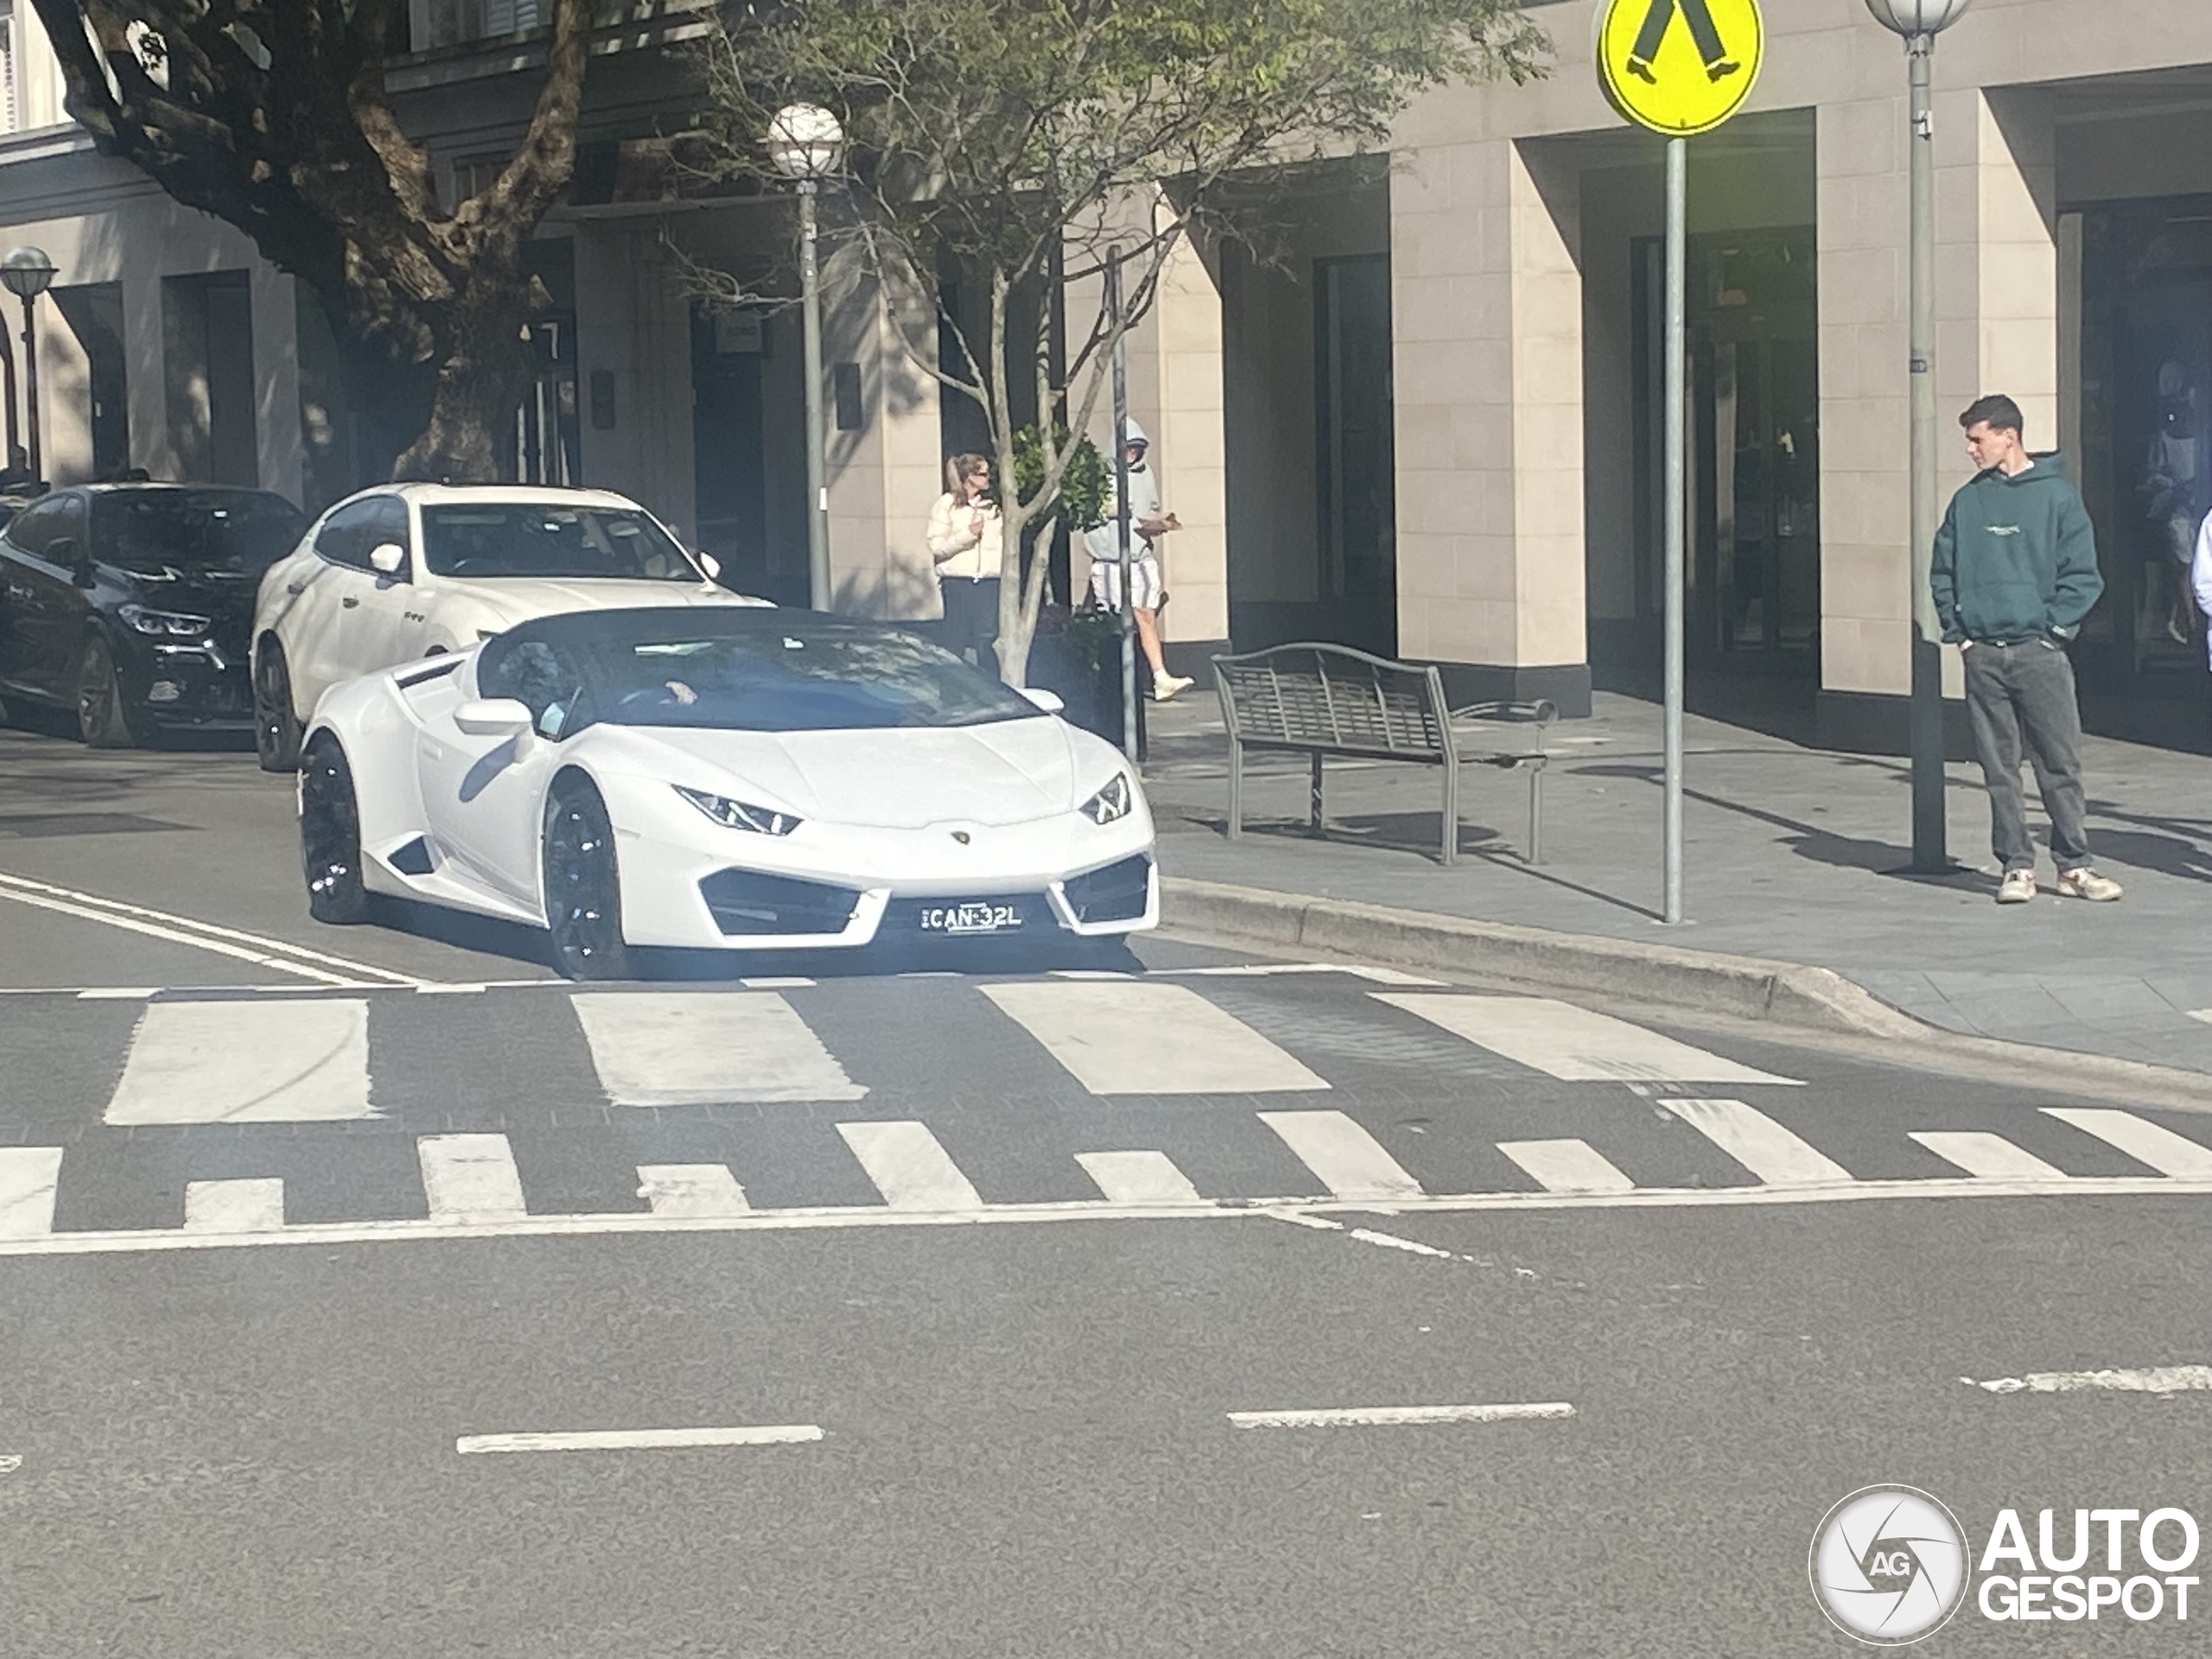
[698,868,862,937]
[389,836,435,876]
[1060,855,1152,924]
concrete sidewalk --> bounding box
[1140,687,2212,1078]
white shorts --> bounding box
[1090,553,1161,612]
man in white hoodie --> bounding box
[1085,422,1193,700]
[2192,505,2212,674]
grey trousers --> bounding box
[1962,639,2092,872]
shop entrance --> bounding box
[2075,197,2212,734]
[1632,226,1821,695]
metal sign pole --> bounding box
[1906,30,1948,869]
[1662,137,1687,925]
[1106,247,1137,760]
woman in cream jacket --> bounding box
[927,452,1002,669]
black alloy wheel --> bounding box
[299,735,372,925]
[75,634,138,749]
[255,639,304,772]
[542,775,637,982]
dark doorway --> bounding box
[1630,226,1821,711]
[690,303,783,601]
[49,283,129,480]
[1314,253,1397,656]
[2075,197,2212,744]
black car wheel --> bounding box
[543,775,636,982]
[75,635,140,749]
[299,734,372,925]
[254,638,303,772]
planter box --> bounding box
[1028,632,1147,760]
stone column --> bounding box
[1390,136,1590,714]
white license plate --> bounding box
[918,901,1023,935]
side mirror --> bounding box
[53,537,92,588]
[454,697,534,738]
[696,551,721,582]
[1020,687,1065,715]
[368,542,408,577]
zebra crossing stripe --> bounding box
[1910,1131,2068,1182]
[1076,1151,1204,1205]
[184,1179,285,1232]
[837,1122,985,1211]
[637,1165,750,1217]
[2043,1109,2212,1179]
[104,998,374,1123]
[0,1149,64,1239]
[1258,1110,1424,1201]
[1662,1098,1853,1185]
[1374,995,1802,1085]
[1497,1138,1637,1195]
[983,982,1328,1095]
[418,1135,528,1221]
[571,991,866,1105]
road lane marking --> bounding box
[572,991,867,1105]
[739,976,816,989]
[457,1425,823,1455]
[0,1149,64,1239]
[1344,1227,1458,1260]
[105,999,374,1123]
[184,1179,285,1232]
[637,1164,750,1217]
[1229,1402,1574,1429]
[1258,1109,1424,1201]
[1497,1138,1637,1195]
[1967,1366,2212,1396]
[2042,1109,2212,1178]
[1910,1131,2068,1182]
[984,981,1329,1094]
[0,869,423,986]
[837,1121,985,1211]
[1076,1151,1204,1205]
[1373,994,1803,1085]
[1662,1097,1853,1185]
[14,1171,2212,1261]
[417,1135,528,1221]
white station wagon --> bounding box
[251,483,767,771]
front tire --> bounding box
[542,775,636,981]
[299,734,372,925]
[76,635,139,749]
[254,638,303,772]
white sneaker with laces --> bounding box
[2056,868,2123,902]
[1150,672,1194,702]
[1995,869,2037,905]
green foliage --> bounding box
[1012,426,1110,531]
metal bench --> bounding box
[1211,641,1555,866]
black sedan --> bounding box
[0,484,307,746]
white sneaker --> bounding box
[1995,869,2037,905]
[2056,868,2123,902]
[1150,672,1194,702]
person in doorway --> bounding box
[927,453,1002,671]
[1931,394,2122,906]
[2190,503,2212,683]
[1085,422,1192,700]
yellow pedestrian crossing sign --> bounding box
[1599,0,1764,137]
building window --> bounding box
[483,0,543,34]
[419,0,543,48]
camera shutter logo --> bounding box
[1809,1486,1970,1645]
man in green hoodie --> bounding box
[1931,394,2123,906]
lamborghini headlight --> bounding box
[674,785,802,836]
[1080,773,1135,825]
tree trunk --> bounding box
[389,289,538,483]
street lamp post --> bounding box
[766,104,847,613]
[1865,0,1973,873]
[2,247,59,488]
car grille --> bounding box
[1059,855,1152,924]
[697,868,863,937]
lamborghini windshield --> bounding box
[478,612,1045,735]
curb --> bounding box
[1161,877,1929,1039]
[1160,876,2212,1106]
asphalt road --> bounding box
[4,721,2212,1657]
